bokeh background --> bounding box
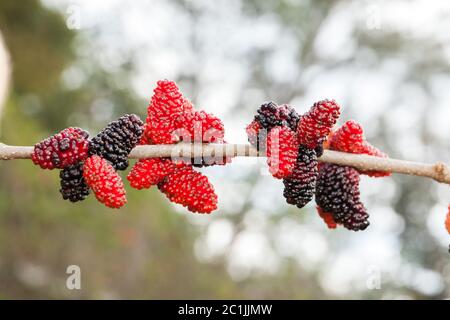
[0,0,449,299]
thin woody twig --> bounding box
[1,142,449,185]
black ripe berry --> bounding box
[283,145,318,209]
[254,102,299,132]
[59,163,90,202]
[315,163,369,231]
[89,114,144,170]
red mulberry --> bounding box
[31,127,89,170]
[297,99,340,149]
[59,163,90,202]
[172,110,225,143]
[315,163,369,231]
[283,146,318,209]
[127,158,181,190]
[266,126,298,179]
[329,120,390,177]
[89,114,144,171]
[83,155,127,209]
[158,166,218,214]
[246,120,262,147]
[145,80,193,144]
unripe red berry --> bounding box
[127,158,181,190]
[145,80,193,144]
[297,99,340,149]
[83,155,127,209]
[266,126,298,179]
[158,166,218,214]
[329,120,390,177]
[172,110,225,143]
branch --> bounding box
[1,143,449,185]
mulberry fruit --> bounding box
[172,110,225,143]
[89,114,144,171]
[255,101,281,130]
[158,166,218,213]
[59,163,90,202]
[317,206,337,229]
[127,158,181,190]
[246,120,262,147]
[283,145,318,209]
[31,127,89,170]
[147,80,191,119]
[297,99,340,149]
[266,126,298,179]
[329,120,390,177]
[145,80,193,144]
[83,155,127,209]
[247,102,299,150]
[254,102,299,132]
[315,163,369,231]
[278,104,300,131]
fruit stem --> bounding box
[1,143,449,185]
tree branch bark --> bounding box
[1,142,449,185]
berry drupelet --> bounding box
[283,145,318,209]
[32,127,89,170]
[59,163,90,202]
[89,114,144,171]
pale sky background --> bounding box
[42,0,450,298]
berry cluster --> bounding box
[246,100,340,209]
[245,100,394,232]
[31,114,143,208]
[127,80,227,214]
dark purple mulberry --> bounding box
[283,145,318,209]
[89,114,144,170]
[59,163,90,202]
[315,163,369,231]
[254,102,299,132]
